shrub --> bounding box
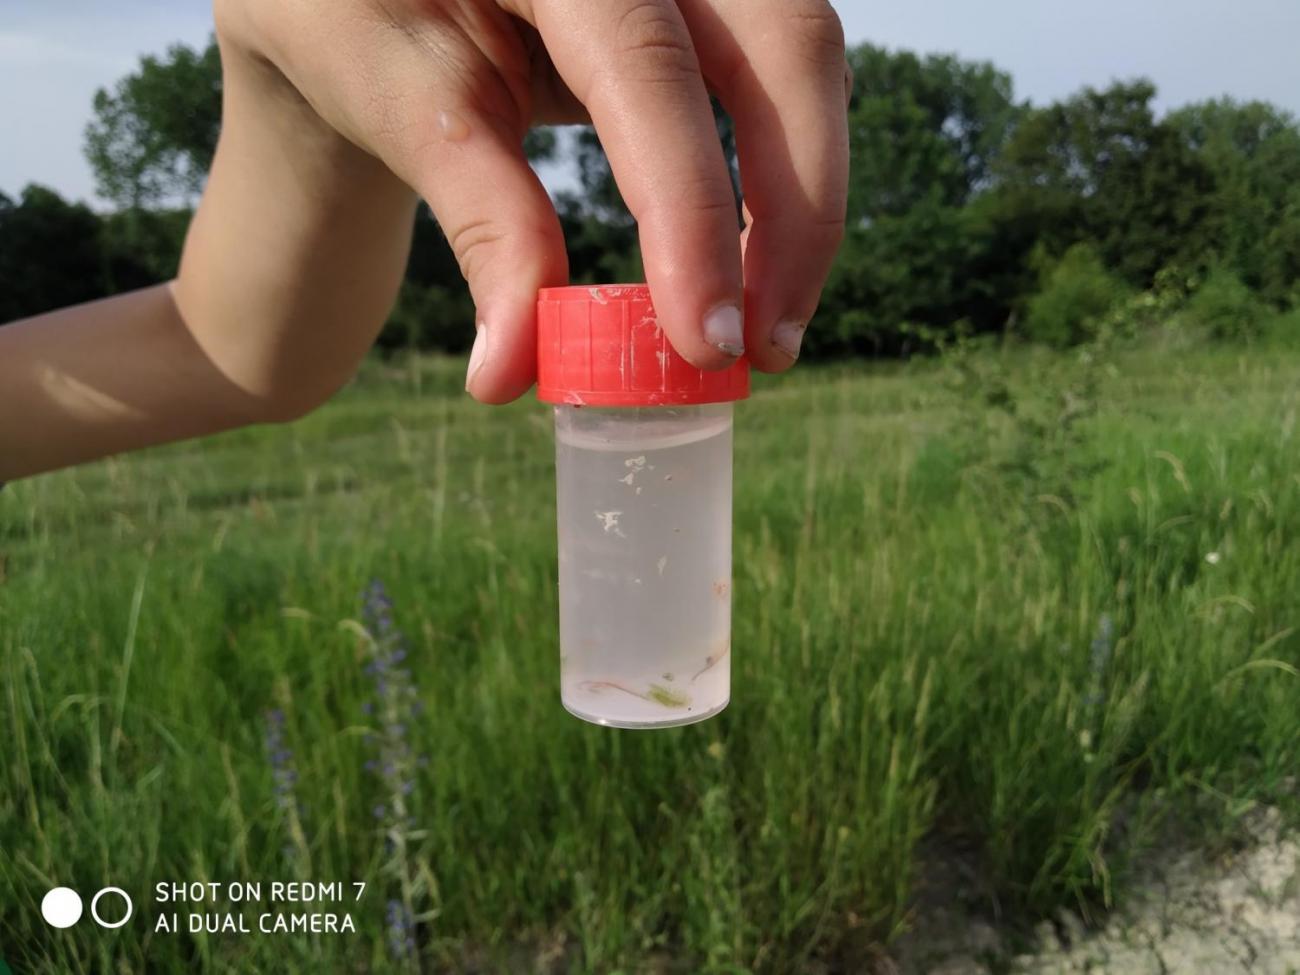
[1262,308,1300,349]
[378,281,475,354]
[1023,244,1130,347]
[1186,267,1266,340]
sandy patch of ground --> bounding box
[890,808,1300,974]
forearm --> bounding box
[0,43,417,482]
[0,285,260,481]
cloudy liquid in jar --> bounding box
[554,403,733,728]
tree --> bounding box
[1168,98,1300,305]
[845,44,1020,222]
[0,186,107,322]
[990,81,1216,286]
[815,199,981,357]
[812,45,1022,352]
[85,40,223,209]
[100,208,193,293]
[54,33,1300,356]
[1023,243,1130,347]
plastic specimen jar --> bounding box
[537,285,749,729]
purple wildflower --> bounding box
[386,899,416,960]
[263,708,301,815]
[1085,613,1114,710]
[360,579,427,961]
[361,580,420,809]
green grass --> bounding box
[2,333,1298,973]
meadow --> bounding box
[2,326,1297,973]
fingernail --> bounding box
[466,321,488,390]
[772,319,806,360]
[703,304,745,356]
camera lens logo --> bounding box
[91,888,133,928]
[41,887,133,929]
[40,888,82,928]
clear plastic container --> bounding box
[536,284,748,730]
[554,403,733,728]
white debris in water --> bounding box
[657,556,668,575]
[594,510,625,536]
[620,457,647,488]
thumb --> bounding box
[392,109,568,404]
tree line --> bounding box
[3,39,1298,354]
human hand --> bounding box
[213,0,850,402]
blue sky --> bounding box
[3,0,1300,205]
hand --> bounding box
[213,0,851,402]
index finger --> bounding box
[526,0,746,368]
[678,0,850,372]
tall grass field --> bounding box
[2,331,1297,973]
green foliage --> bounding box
[85,39,222,209]
[1261,308,1300,350]
[1103,265,1197,338]
[808,46,1021,353]
[1168,98,1300,305]
[3,347,1297,970]
[1024,244,1130,347]
[8,37,1300,356]
[101,207,192,290]
[0,187,189,322]
[522,127,558,164]
[0,185,106,321]
[1187,267,1266,340]
[991,81,1216,287]
[940,330,1109,509]
[815,201,983,356]
[845,45,1020,220]
[380,280,475,354]
[376,208,478,353]
[556,196,644,284]
[403,207,463,289]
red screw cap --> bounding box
[536,285,750,407]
